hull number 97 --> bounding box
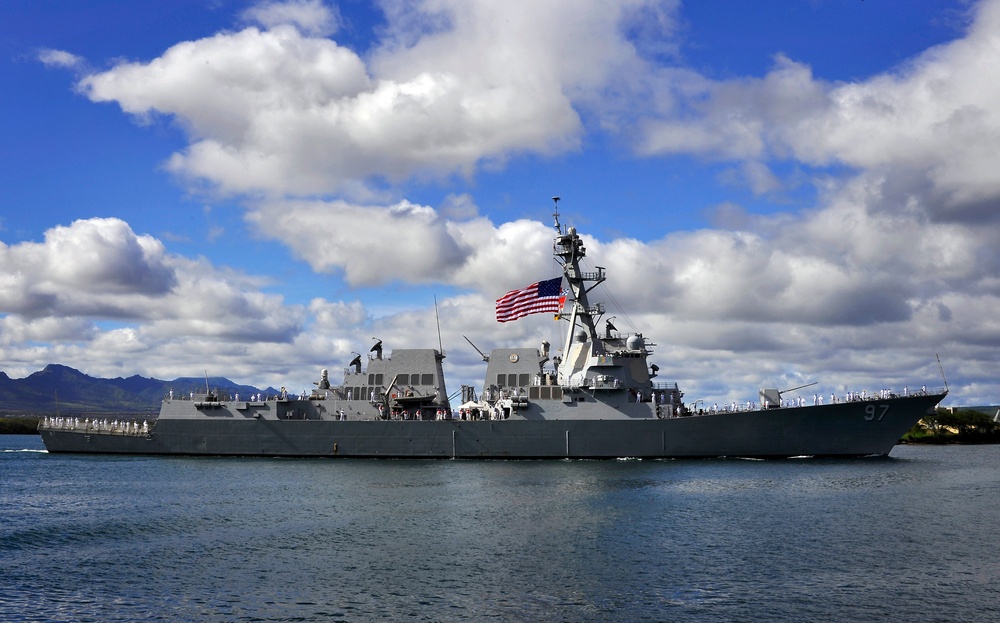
[865,404,890,421]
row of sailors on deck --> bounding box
[631,389,677,404]
[43,416,149,434]
[708,385,928,413]
[825,386,926,405]
[708,400,810,413]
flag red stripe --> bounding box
[495,278,564,323]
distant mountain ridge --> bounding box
[0,364,273,415]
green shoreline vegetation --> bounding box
[901,408,1000,444]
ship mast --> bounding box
[552,198,607,384]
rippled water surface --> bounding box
[3,436,998,622]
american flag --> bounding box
[495,277,565,323]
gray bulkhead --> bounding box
[166,348,450,423]
[481,345,676,421]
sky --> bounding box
[2,0,998,406]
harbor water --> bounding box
[2,435,998,622]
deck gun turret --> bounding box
[760,382,818,409]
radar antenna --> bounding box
[552,196,561,233]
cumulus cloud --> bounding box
[0,218,379,384]
[43,218,175,295]
[0,218,300,341]
[246,198,468,285]
[0,316,96,345]
[73,0,665,196]
[637,1,1000,224]
[244,198,563,289]
[242,0,340,37]
[1,218,170,317]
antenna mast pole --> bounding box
[936,353,949,392]
[435,295,445,357]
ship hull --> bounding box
[39,392,944,459]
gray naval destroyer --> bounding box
[40,202,946,458]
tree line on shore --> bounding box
[901,408,1000,444]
